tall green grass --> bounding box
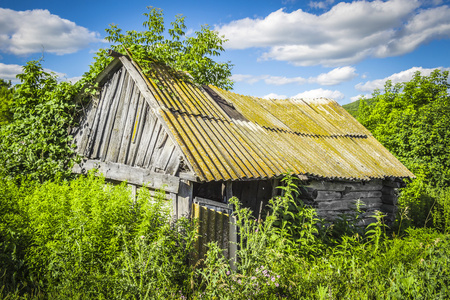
[1,173,449,299]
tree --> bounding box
[358,70,450,229]
[0,61,79,182]
[358,70,450,187]
[83,7,233,91]
[0,79,13,126]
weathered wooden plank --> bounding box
[86,70,121,157]
[73,99,98,154]
[128,184,137,201]
[165,149,181,176]
[229,215,237,271]
[73,159,180,193]
[119,56,161,111]
[179,172,198,182]
[99,71,128,161]
[314,190,382,201]
[382,186,398,196]
[168,192,176,218]
[147,126,168,169]
[96,58,123,86]
[127,94,147,165]
[306,180,383,192]
[143,122,163,168]
[314,191,341,201]
[154,142,176,172]
[135,106,156,167]
[117,83,139,164]
[177,180,193,219]
[381,194,398,205]
[172,192,178,218]
[105,73,133,162]
[318,198,382,211]
[342,191,382,200]
[119,56,196,177]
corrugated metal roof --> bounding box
[129,59,415,182]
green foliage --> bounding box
[0,79,13,126]
[84,7,233,92]
[0,173,197,299]
[0,61,81,182]
[342,97,376,119]
[2,174,450,299]
[358,70,450,188]
[358,70,450,230]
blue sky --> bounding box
[1,0,450,104]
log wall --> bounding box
[301,179,401,225]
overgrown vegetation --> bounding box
[0,61,80,182]
[357,70,450,231]
[1,174,449,299]
[0,79,13,126]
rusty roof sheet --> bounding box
[132,60,414,182]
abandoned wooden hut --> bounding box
[72,51,414,232]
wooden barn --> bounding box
[72,51,414,233]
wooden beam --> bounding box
[108,50,124,58]
[306,180,383,192]
[177,180,193,219]
[96,58,123,86]
[73,159,180,193]
[179,172,200,182]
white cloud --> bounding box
[350,94,372,102]
[231,74,267,84]
[232,66,357,86]
[66,76,82,83]
[262,93,288,99]
[355,66,450,92]
[0,8,100,55]
[265,76,306,85]
[309,0,335,9]
[292,88,345,100]
[310,66,357,85]
[0,63,23,82]
[216,0,450,66]
[0,62,76,84]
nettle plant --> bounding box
[195,174,321,298]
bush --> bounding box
[0,173,197,299]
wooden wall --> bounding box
[301,179,401,225]
[72,66,182,176]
